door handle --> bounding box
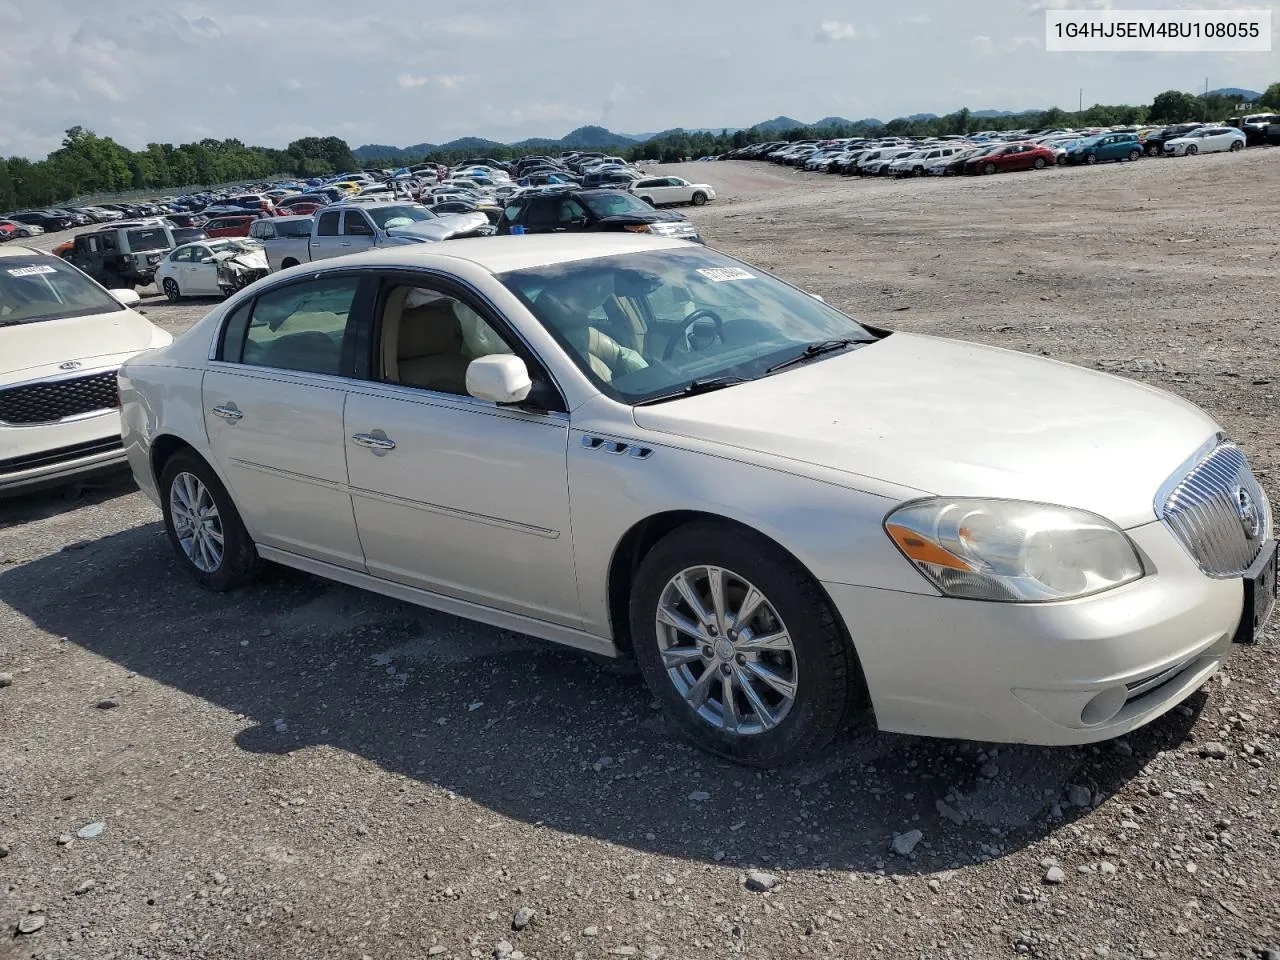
[340,241,351,246]
[211,404,243,421]
[351,433,396,450]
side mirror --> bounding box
[466,354,532,404]
[110,288,141,306]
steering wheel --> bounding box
[662,308,725,361]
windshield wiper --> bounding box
[764,338,863,375]
[634,376,748,406]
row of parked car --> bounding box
[724,115,1274,179]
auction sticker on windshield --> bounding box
[697,267,755,282]
[7,265,58,277]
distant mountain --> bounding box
[353,125,635,162]
[750,116,806,133]
[1208,87,1262,101]
[971,109,1020,118]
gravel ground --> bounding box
[2,153,1280,960]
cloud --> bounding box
[816,20,857,41]
[396,73,464,90]
[282,78,303,91]
[972,35,994,53]
[901,13,931,25]
[1007,35,1041,50]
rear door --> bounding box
[308,209,344,260]
[202,272,372,569]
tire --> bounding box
[1127,149,1141,162]
[630,521,858,766]
[1085,153,1097,165]
[17,229,31,238]
[281,258,299,269]
[1033,157,1046,170]
[1186,144,1198,156]
[691,191,708,206]
[162,278,181,302]
[912,166,924,177]
[1146,144,1160,157]
[638,196,654,206]
[160,451,259,592]
[983,163,997,175]
[1229,140,1243,152]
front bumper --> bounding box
[0,412,128,495]
[824,519,1244,745]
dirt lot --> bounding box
[3,153,1280,960]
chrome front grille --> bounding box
[1158,442,1270,578]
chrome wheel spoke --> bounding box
[671,571,714,627]
[169,472,223,573]
[656,604,708,642]
[736,669,778,731]
[661,645,703,669]
[721,672,740,733]
[744,660,796,700]
[731,585,765,630]
[706,566,728,629]
[683,665,717,709]
[736,629,792,653]
[205,525,224,546]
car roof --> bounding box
[0,244,55,259]
[330,233,688,275]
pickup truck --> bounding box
[262,201,490,272]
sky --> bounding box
[0,0,1275,158]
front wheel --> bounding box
[630,522,858,766]
[983,163,997,175]
[160,451,259,591]
[1185,144,1198,156]
[691,191,707,206]
[1127,149,1141,162]
[1146,144,1160,157]
[162,278,181,302]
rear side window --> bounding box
[235,276,361,375]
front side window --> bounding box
[0,255,125,324]
[378,284,514,395]
[230,276,361,375]
[500,247,876,403]
[343,211,375,236]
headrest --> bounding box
[399,300,462,359]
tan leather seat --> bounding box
[396,300,471,394]
[536,290,634,382]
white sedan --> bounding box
[155,239,270,301]
[630,177,716,207]
[1163,126,1246,156]
[1,245,171,494]
[118,235,1273,765]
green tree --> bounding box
[1263,82,1280,109]
[1149,90,1199,123]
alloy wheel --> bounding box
[655,565,798,736]
[163,278,181,302]
[169,471,224,573]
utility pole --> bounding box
[1078,88,1083,113]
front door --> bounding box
[340,210,377,255]
[343,277,581,626]
[202,273,369,570]
[308,209,344,261]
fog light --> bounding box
[1080,686,1127,726]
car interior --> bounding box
[378,285,513,395]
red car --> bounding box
[0,221,20,242]
[203,215,258,238]
[279,201,324,217]
[964,143,1056,175]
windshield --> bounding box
[0,255,124,326]
[500,247,876,404]
[579,192,655,218]
[369,205,436,229]
[127,228,171,251]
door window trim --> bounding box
[355,268,568,414]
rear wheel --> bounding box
[1085,153,1098,165]
[281,258,299,269]
[162,278,181,302]
[17,229,31,238]
[160,451,259,592]
[631,521,858,766]
[691,191,708,206]
[638,196,654,206]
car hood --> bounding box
[596,210,687,225]
[1163,137,1199,146]
[1,307,166,384]
[386,212,490,242]
[631,332,1219,528]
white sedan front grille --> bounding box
[1158,442,1269,578]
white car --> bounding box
[888,146,964,177]
[630,177,716,207]
[1163,126,1246,156]
[154,239,270,302]
[1,246,172,494]
[118,235,1273,765]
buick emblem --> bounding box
[1233,486,1261,539]
[58,360,82,371]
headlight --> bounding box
[884,498,1144,602]
[644,222,683,236]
